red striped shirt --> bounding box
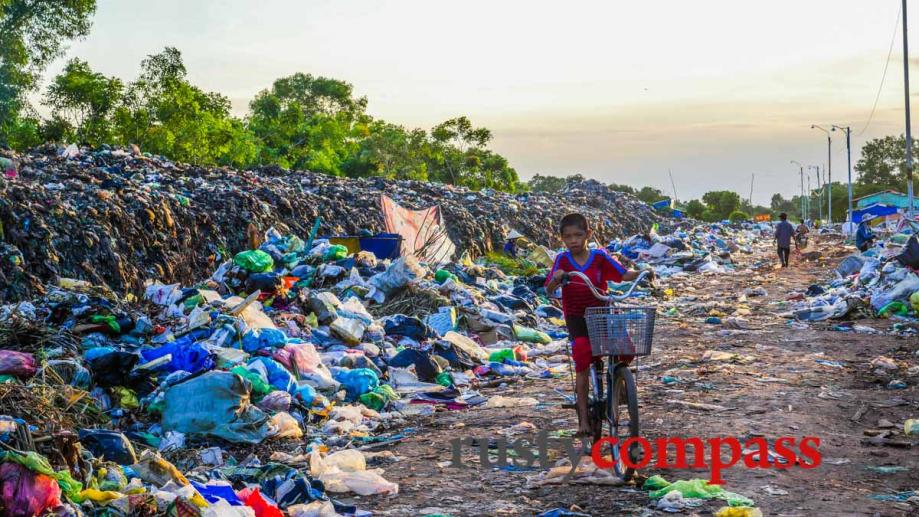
[545,249,626,317]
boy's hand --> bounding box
[552,269,567,283]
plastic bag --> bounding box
[162,371,269,444]
[358,384,400,411]
[0,461,62,516]
[287,500,339,517]
[242,327,288,353]
[273,343,321,376]
[78,430,137,465]
[369,256,425,296]
[258,391,292,412]
[333,368,379,401]
[0,451,83,503]
[443,331,490,363]
[203,499,257,517]
[714,507,763,517]
[0,350,37,377]
[238,487,283,517]
[234,250,275,273]
[643,475,754,507]
[249,357,297,394]
[323,244,349,261]
[870,273,919,310]
[268,412,303,439]
[513,325,551,344]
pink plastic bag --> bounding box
[273,344,320,375]
[0,350,37,377]
[0,462,62,516]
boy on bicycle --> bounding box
[544,213,652,437]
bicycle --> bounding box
[560,270,656,481]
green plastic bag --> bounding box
[323,244,348,261]
[230,366,273,397]
[435,371,454,387]
[90,314,120,333]
[513,325,551,344]
[434,269,457,284]
[358,384,400,410]
[911,291,919,313]
[488,348,516,363]
[643,475,754,507]
[878,300,909,317]
[0,450,85,503]
[234,250,274,273]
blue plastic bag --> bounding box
[241,327,288,353]
[333,368,379,401]
[249,357,297,394]
[140,336,214,374]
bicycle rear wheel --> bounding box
[607,363,640,480]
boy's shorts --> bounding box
[568,316,634,373]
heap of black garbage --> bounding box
[0,145,675,302]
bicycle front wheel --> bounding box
[607,363,640,481]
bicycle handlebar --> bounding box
[562,270,651,303]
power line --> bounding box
[857,3,902,137]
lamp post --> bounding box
[791,160,805,219]
[812,125,832,222]
[903,0,915,219]
[832,125,853,225]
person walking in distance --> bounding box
[774,212,794,268]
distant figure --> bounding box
[855,220,877,252]
[774,212,794,268]
[503,229,524,258]
[794,219,809,251]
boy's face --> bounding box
[561,225,591,254]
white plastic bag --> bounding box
[202,499,256,517]
[268,411,303,439]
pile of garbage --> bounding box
[782,227,919,331]
[0,208,760,515]
[0,145,674,303]
[607,222,764,277]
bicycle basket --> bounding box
[584,305,656,356]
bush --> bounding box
[728,210,749,223]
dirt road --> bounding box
[350,237,918,516]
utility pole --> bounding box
[668,168,679,205]
[792,160,805,219]
[748,174,755,216]
[810,165,822,222]
[806,173,811,221]
[904,0,915,218]
[832,125,853,225]
[812,125,832,222]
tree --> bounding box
[607,183,637,195]
[527,174,566,193]
[685,199,705,219]
[636,186,666,204]
[0,0,97,146]
[728,210,748,223]
[701,190,741,221]
[45,58,122,144]
[346,121,429,180]
[248,73,368,173]
[112,47,257,167]
[855,135,917,191]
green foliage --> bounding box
[728,210,748,223]
[527,174,587,193]
[483,252,540,277]
[0,0,97,146]
[701,190,741,221]
[607,182,637,195]
[855,135,915,191]
[44,58,122,144]
[108,48,257,167]
[636,186,666,204]
[684,199,705,219]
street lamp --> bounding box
[791,160,805,219]
[832,125,853,227]
[811,125,832,223]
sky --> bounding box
[37,0,917,205]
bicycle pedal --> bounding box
[561,402,577,410]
